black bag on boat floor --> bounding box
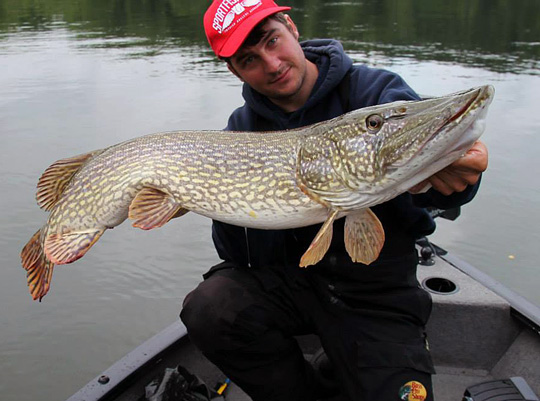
[139,364,221,401]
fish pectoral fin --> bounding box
[344,208,385,265]
[44,228,105,265]
[300,209,339,267]
[21,228,55,301]
[129,186,188,230]
[36,150,102,211]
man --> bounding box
[181,1,488,400]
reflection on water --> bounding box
[1,0,539,74]
[1,1,539,401]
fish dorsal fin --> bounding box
[300,209,339,267]
[36,150,101,211]
[44,228,105,265]
[21,228,55,301]
[344,208,385,265]
[129,187,188,230]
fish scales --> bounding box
[21,85,494,300]
[49,130,322,234]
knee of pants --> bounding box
[180,273,256,353]
[353,339,435,401]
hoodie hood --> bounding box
[241,39,353,129]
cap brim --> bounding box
[218,6,291,58]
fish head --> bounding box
[369,85,494,187]
[298,85,494,209]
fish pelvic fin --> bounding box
[44,228,105,265]
[344,208,385,265]
[129,186,188,230]
[300,209,339,267]
[36,150,102,211]
[21,229,55,301]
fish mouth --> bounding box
[445,88,481,124]
[417,87,482,152]
[428,85,494,151]
[388,85,493,170]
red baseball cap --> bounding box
[204,0,291,58]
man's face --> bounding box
[228,16,308,103]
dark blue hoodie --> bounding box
[211,40,479,278]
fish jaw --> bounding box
[381,85,494,195]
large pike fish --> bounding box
[21,85,494,300]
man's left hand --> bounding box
[409,140,488,196]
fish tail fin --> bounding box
[21,229,55,301]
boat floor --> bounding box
[224,363,498,401]
[112,334,506,401]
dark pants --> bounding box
[180,257,435,401]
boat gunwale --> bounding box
[437,248,540,334]
[65,321,188,401]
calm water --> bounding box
[1,1,539,400]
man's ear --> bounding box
[227,63,244,82]
[284,14,299,40]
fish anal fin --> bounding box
[36,150,101,211]
[300,210,339,267]
[21,228,55,301]
[129,186,188,230]
[44,229,105,265]
[344,208,385,265]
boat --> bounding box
[66,210,540,401]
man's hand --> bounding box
[409,141,488,196]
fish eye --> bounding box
[366,114,384,132]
